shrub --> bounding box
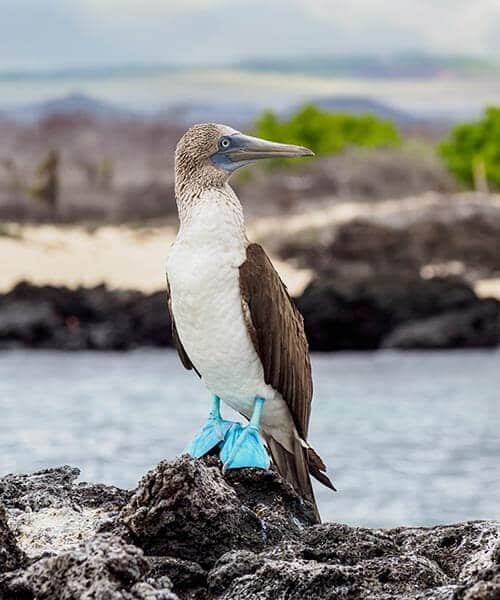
[253,105,400,165]
[439,107,500,190]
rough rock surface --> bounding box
[0,457,498,599]
[122,455,317,567]
[0,503,25,575]
[0,465,130,512]
[0,466,132,561]
[2,534,178,600]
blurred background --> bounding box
[0,0,499,527]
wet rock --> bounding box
[1,534,178,600]
[0,299,62,348]
[2,275,499,352]
[296,274,484,351]
[382,301,500,349]
[0,282,171,351]
[122,455,316,568]
[0,503,25,574]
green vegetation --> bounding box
[253,105,400,166]
[439,107,500,191]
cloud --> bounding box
[79,0,500,59]
[82,0,225,19]
[0,0,498,69]
[300,0,500,56]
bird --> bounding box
[166,123,335,519]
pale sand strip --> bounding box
[2,193,499,298]
[0,223,313,296]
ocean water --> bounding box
[0,349,498,528]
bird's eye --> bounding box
[220,137,231,149]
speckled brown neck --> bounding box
[174,122,246,227]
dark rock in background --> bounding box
[3,194,500,353]
[0,282,171,351]
[1,277,499,352]
[0,458,498,599]
[269,194,500,351]
[296,274,500,350]
[277,209,500,278]
[382,300,500,349]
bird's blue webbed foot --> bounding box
[184,395,235,458]
[220,396,270,470]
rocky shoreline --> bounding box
[0,458,498,599]
[1,277,499,352]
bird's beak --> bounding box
[225,133,314,164]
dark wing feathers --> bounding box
[166,275,200,377]
[239,243,312,439]
[239,243,335,512]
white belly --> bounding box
[166,247,293,439]
[168,245,287,429]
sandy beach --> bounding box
[2,193,500,299]
[0,221,313,296]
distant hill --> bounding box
[1,94,261,126]
[238,53,499,79]
[158,102,261,126]
[4,93,140,123]
[0,92,454,131]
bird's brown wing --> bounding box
[239,243,312,439]
[166,275,200,377]
[239,244,334,514]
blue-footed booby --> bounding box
[166,123,334,517]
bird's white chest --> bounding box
[166,198,271,416]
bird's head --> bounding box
[175,123,314,193]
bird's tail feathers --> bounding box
[306,446,336,491]
[267,436,322,522]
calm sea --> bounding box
[1,70,498,117]
[0,349,498,527]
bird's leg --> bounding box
[220,396,270,471]
[184,395,235,458]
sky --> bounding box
[1,0,499,70]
